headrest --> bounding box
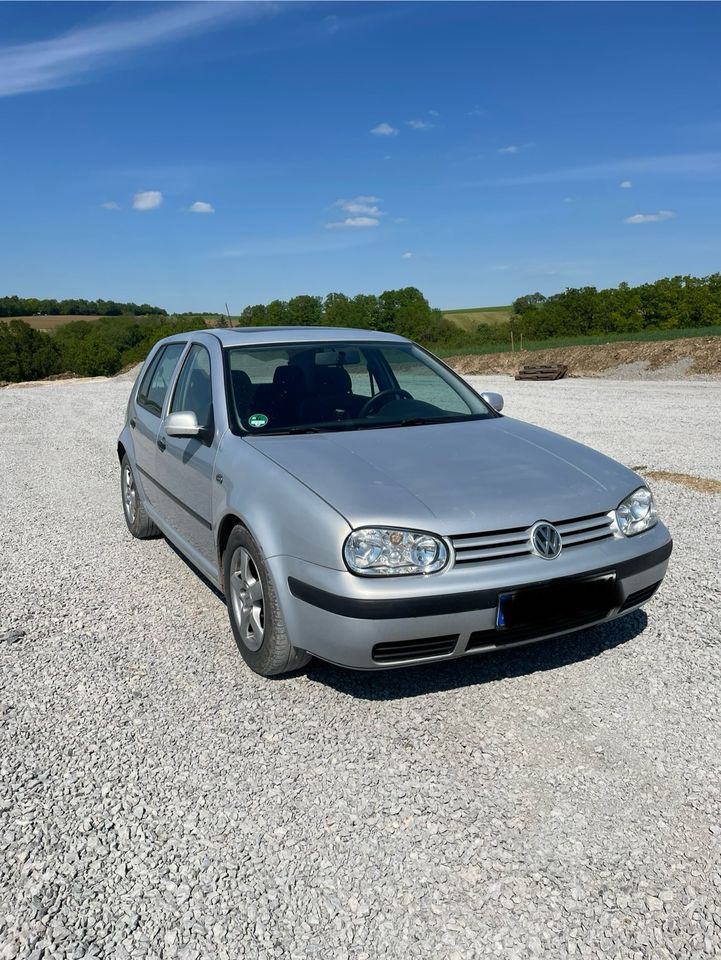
[231,369,252,395]
[273,365,305,393]
[317,366,351,394]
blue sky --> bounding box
[1,1,720,313]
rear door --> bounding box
[131,342,187,506]
[152,342,217,564]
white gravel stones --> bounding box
[1,374,720,958]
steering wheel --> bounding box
[359,388,413,418]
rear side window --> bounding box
[137,343,186,416]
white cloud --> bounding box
[392,216,408,223]
[133,190,162,211]
[326,217,380,230]
[619,180,633,188]
[189,200,215,214]
[623,209,676,224]
[401,251,413,259]
[370,122,398,137]
[100,201,119,210]
[0,3,266,98]
[334,196,382,216]
[326,216,380,229]
[498,145,519,154]
[428,110,440,117]
[406,119,433,130]
[467,105,486,117]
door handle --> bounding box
[157,436,167,452]
[129,418,136,429]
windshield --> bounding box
[224,340,496,435]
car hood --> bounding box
[246,417,641,534]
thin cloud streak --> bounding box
[220,232,377,258]
[477,152,721,186]
[0,2,270,97]
[624,209,676,224]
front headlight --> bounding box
[343,527,450,576]
[615,486,658,536]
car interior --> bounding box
[230,360,371,429]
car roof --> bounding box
[165,326,410,347]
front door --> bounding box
[152,342,217,566]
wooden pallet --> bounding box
[515,364,569,381]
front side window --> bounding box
[137,342,185,416]
[170,343,214,431]
[224,340,495,435]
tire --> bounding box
[223,525,311,677]
[120,454,160,539]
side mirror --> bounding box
[164,410,200,437]
[480,391,504,413]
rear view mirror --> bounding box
[480,391,504,412]
[316,348,361,366]
[164,411,200,437]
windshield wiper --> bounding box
[385,417,450,428]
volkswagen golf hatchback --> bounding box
[118,327,672,675]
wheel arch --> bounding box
[217,512,248,578]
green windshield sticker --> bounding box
[248,413,269,429]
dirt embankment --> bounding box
[446,336,721,378]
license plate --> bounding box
[496,573,618,630]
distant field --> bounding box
[0,315,103,331]
[442,305,513,331]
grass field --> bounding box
[435,324,721,357]
[0,315,103,331]
[442,305,513,330]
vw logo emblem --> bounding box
[531,521,562,559]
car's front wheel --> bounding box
[224,526,311,677]
[120,454,160,539]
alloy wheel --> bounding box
[230,546,265,651]
[123,464,137,524]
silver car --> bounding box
[118,327,672,675]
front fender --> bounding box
[214,434,351,571]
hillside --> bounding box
[442,305,513,331]
[0,314,104,331]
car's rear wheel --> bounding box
[224,526,311,676]
[120,454,160,539]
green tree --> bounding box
[0,321,60,381]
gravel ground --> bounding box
[1,374,720,960]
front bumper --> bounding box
[268,522,672,670]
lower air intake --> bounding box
[372,635,458,664]
[620,581,661,611]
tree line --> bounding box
[0,296,167,318]
[240,287,457,345]
[0,315,202,383]
[2,274,719,383]
[509,274,721,340]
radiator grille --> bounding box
[451,511,615,566]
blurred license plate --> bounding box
[496,573,618,630]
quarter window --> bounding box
[170,344,214,431]
[137,343,185,416]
